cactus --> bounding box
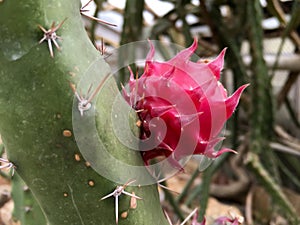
[11,174,47,224]
[0,0,169,224]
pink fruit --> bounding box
[123,38,248,169]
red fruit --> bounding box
[123,38,248,169]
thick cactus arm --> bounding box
[0,0,168,224]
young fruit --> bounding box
[123,39,248,169]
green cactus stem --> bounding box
[0,0,169,224]
[11,174,47,224]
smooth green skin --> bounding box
[12,174,47,224]
[0,0,169,224]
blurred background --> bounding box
[1,0,300,224]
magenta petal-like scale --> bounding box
[207,48,227,80]
[225,84,249,118]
